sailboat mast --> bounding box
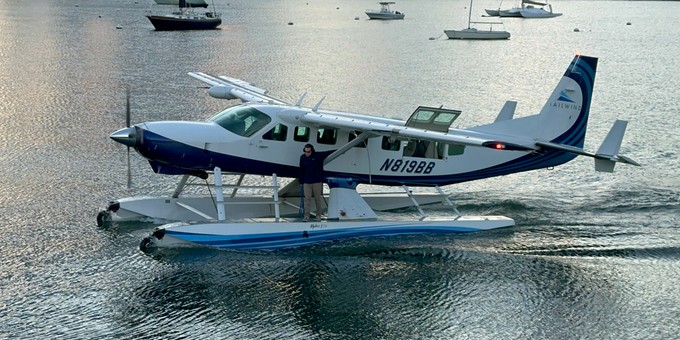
[467,0,473,29]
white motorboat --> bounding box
[365,2,405,20]
[445,0,510,40]
[487,0,547,17]
[520,3,562,18]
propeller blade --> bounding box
[126,87,132,188]
[127,147,132,189]
[125,86,131,128]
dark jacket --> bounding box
[299,150,333,184]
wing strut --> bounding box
[323,133,376,166]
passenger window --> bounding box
[403,140,443,159]
[448,144,465,156]
[263,124,288,141]
[294,126,310,142]
[317,128,337,145]
[381,136,400,151]
[348,131,367,148]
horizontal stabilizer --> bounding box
[536,119,639,173]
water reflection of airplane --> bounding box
[100,54,638,250]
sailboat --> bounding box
[146,0,222,31]
[445,0,510,40]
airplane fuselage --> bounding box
[118,103,576,186]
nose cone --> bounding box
[110,127,136,147]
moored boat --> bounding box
[519,3,562,18]
[365,2,405,20]
[446,0,510,40]
[146,0,221,31]
[445,27,510,40]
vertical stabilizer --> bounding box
[495,100,517,122]
[536,55,598,148]
[594,120,639,172]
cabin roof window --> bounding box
[406,106,461,132]
[211,106,272,137]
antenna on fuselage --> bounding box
[312,96,325,112]
[295,92,307,107]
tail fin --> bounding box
[494,100,517,122]
[536,55,598,148]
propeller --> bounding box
[126,86,132,189]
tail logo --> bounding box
[558,90,575,103]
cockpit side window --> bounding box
[211,106,272,137]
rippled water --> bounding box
[1,0,679,338]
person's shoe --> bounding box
[302,217,309,222]
[315,216,322,221]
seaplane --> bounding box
[100,54,639,250]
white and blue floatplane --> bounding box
[102,54,639,251]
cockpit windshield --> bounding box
[210,106,272,137]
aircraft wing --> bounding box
[188,73,524,150]
[188,72,290,105]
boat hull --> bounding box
[365,12,405,20]
[498,8,522,17]
[484,9,500,16]
[519,9,562,18]
[146,15,221,30]
[141,216,515,250]
[444,28,510,40]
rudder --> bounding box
[536,55,598,148]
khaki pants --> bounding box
[303,182,323,220]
